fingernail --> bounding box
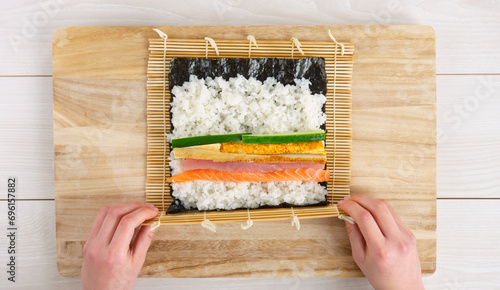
[146,204,159,212]
[339,196,351,207]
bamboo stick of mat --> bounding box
[145,30,353,226]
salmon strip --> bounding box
[167,168,330,183]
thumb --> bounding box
[131,225,156,265]
[345,221,366,263]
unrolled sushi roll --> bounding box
[167,57,328,214]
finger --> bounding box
[384,201,413,235]
[110,206,159,251]
[339,199,385,248]
[83,205,111,254]
[131,225,156,265]
[86,205,110,243]
[97,202,148,244]
[351,195,400,237]
[344,220,366,262]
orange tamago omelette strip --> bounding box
[167,168,330,183]
[220,141,325,155]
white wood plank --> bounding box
[0,0,499,75]
[437,75,500,198]
[2,75,498,199]
[424,199,500,289]
[0,77,54,200]
[0,201,78,289]
[0,200,498,289]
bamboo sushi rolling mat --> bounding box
[145,30,354,226]
[53,25,436,278]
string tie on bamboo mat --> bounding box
[153,27,169,218]
[150,220,161,231]
[204,37,220,57]
[241,209,254,230]
[153,28,168,40]
[290,207,301,231]
[290,37,305,59]
[149,210,162,232]
[201,211,216,233]
[247,35,258,58]
[339,215,355,224]
[335,204,355,224]
[328,29,345,56]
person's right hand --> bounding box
[338,195,424,290]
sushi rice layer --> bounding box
[172,180,327,211]
[170,75,326,138]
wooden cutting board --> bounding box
[53,25,436,278]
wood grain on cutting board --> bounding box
[53,25,436,278]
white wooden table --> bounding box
[1,1,499,288]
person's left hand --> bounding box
[81,202,159,290]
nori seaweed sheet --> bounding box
[167,57,327,214]
[169,57,327,95]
